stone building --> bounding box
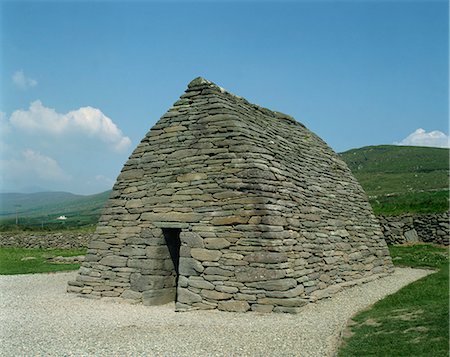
[68,77,393,313]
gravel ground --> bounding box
[0,268,432,357]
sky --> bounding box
[0,0,448,195]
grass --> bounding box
[338,244,449,357]
[0,190,110,230]
[340,145,449,216]
[341,145,449,174]
[370,190,449,216]
[0,247,87,275]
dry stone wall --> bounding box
[0,232,91,249]
[68,77,393,313]
[378,212,449,245]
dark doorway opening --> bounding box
[162,228,182,286]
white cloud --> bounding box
[9,100,131,152]
[1,149,70,183]
[94,174,115,187]
[395,128,450,148]
[12,70,38,90]
[0,112,10,135]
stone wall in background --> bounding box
[378,212,449,245]
[0,232,92,249]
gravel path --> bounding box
[0,268,432,357]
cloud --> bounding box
[0,112,10,135]
[94,174,115,187]
[9,100,131,152]
[395,128,450,148]
[1,149,70,183]
[12,70,38,90]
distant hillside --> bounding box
[340,145,449,215]
[0,191,111,229]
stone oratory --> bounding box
[68,77,393,313]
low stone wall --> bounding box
[378,212,449,245]
[0,232,93,249]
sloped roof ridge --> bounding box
[187,77,301,126]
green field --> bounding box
[340,145,449,215]
[0,190,110,230]
[0,247,87,275]
[338,244,449,357]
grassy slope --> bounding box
[0,190,111,229]
[340,145,449,215]
[338,244,449,357]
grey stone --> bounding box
[142,288,176,305]
[120,290,142,300]
[202,289,232,300]
[258,297,308,307]
[188,278,214,290]
[235,267,286,282]
[244,252,287,264]
[179,257,204,275]
[218,300,250,312]
[191,248,222,262]
[177,287,202,304]
[247,278,297,291]
[404,229,419,243]
[99,255,128,267]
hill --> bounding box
[0,191,111,230]
[340,145,449,215]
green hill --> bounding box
[0,191,111,230]
[340,145,449,215]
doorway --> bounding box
[162,228,181,282]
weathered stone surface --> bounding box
[188,278,214,290]
[121,290,142,300]
[258,297,308,307]
[130,274,166,291]
[244,252,288,264]
[218,300,250,312]
[141,212,203,223]
[235,267,286,282]
[190,248,222,262]
[180,232,204,248]
[177,173,207,182]
[99,255,128,268]
[247,278,297,291]
[201,289,232,300]
[211,216,248,225]
[251,304,274,313]
[128,259,166,270]
[204,238,231,249]
[204,267,234,277]
[177,287,202,304]
[142,288,176,305]
[179,257,204,275]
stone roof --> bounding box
[68,77,393,313]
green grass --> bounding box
[340,145,449,215]
[0,190,110,230]
[0,247,87,275]
[341,145,449,174]
[338,244,449,357]
[370,190,449,215]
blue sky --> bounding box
[0,0,448,194]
